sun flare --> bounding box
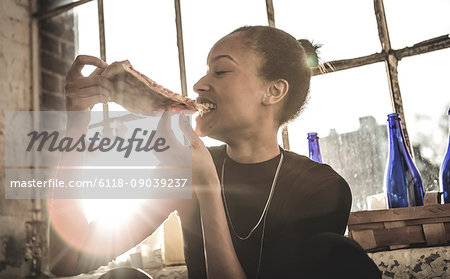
[82,199,142,225]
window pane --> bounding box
[103,0,181,94]
[182,0,268,93]
[75,1,100,67]
[182,0,268,146]
[74,2,102,109]
[384,0,450,49]
[398,49,450,192]
[273,0,381,62]
[288,63,392,211]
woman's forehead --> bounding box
[207,33,253,64]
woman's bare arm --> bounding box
[179,116,246,279]
[49,55,189,276]
[48,197,188,276]
[197,180,247,279]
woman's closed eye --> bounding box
[214,70,231,77]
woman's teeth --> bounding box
[201,102,216,112]
[197,101,216,117]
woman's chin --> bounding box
[195,125,206,137]
[195,114,209,137]
[194,119,208,137]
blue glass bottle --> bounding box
[440,108,450,203]
[385,113,424,208]
[307,132,323,163]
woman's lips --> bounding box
[196,98,217,116]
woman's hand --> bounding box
[177,114,247,279]
[64,55,113,130]
[153,111,191,166]
[177,113,220,198]
[155,111,219,197]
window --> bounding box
[398,48,450,191]
[274,0,380,61]
[38,0,450,211]
[103,0,181,93]
[384,0,450,49]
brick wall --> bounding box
[37,4,76,274]
[0,0,32,278]
[39,0,76,111]
[0,0,76,278]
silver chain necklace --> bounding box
[220,150,284,240]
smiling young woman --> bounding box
[49,25,381,279]
[183,26,380,279]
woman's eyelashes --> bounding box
[214,70,231,77]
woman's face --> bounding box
[194,33,269,140]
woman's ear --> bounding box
[262,79,289,105]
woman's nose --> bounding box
[193,75,210,94]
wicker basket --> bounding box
[348,193,450,251]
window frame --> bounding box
[33,0,450,153]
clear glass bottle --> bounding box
[440,108,450,203]
[384,113,424,208]
[307,132,323,163]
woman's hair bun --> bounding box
[297,39,321,67]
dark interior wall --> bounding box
[0,1,76,278]
[39,0,77,13]
[0,0,32,278]
[39,0,76,111]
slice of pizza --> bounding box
[101,60,208,115]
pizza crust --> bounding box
[101,60,207,114]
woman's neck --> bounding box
[225,132,281,164]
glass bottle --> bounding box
[440,108,450,203]
[384,113,424,208]
[307,132,323,163]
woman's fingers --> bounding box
[66,55,108,81]
[66,85,110,112]
[151,111,192,166]
[156,111,175,141]
[64,55,107,128]
[178,113,198,148]
[66,94,108,111]
[65,75,114,111]
[88,66,105,77]
[66,75,115,91]
[66,86,111,99]
[64,55,110,112]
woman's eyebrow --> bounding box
[212,54,239,64]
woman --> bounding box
[50,26,380,278]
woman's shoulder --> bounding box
[282,150,351,199]
[277,150,352,221]
[283,149,340,178]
